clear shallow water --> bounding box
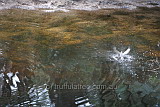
[0,7,160,107]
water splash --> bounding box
[110,47,134,63]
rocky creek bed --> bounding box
[0,6,160,106]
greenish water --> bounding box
[0,7,159,107]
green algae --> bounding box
[0,8,159,70]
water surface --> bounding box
[0,7,160,107]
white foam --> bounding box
[41,8,69,12]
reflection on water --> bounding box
[27,84,53,106]
[0,7,160,106]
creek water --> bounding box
[0,7,160,107]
